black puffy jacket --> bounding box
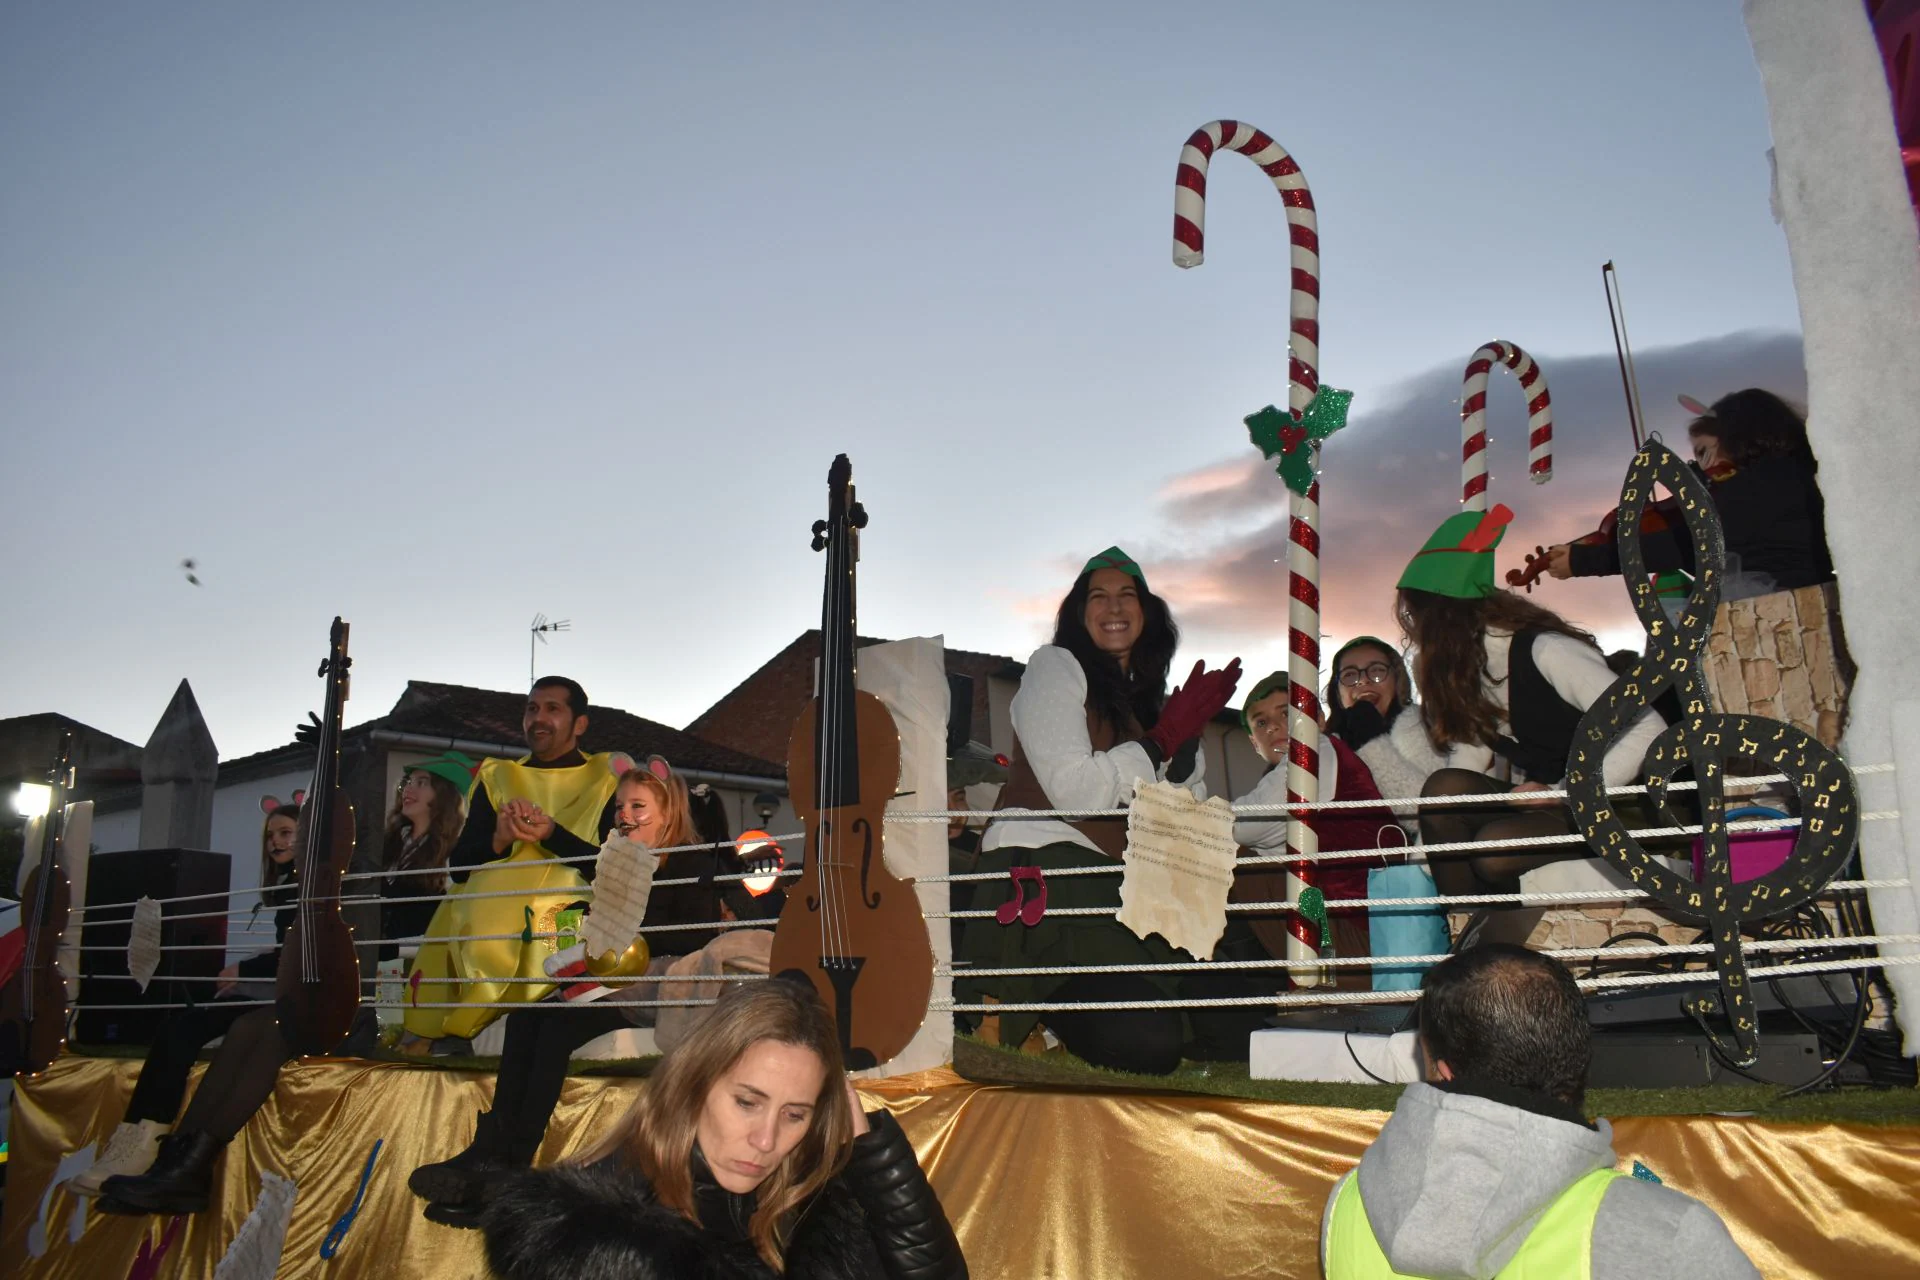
[481,1109,967,1280]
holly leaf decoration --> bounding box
[1296,883,1331,956]
[1245,386,1354,496]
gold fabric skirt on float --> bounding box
[8,1057,1920,1279]
[401,850,587,1041]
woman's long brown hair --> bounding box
[381,773,466,897]
[586,979,855,1271]
[1398,588,1600,751]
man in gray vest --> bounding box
[1322,945,1758,1278]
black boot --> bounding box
[409,1109,509,1204]
[96,1131,225,1216]
[421,1112,543,1229]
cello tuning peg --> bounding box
[849,503,868,529]
[810,520,829,552]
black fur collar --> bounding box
[483,1158,886,1280]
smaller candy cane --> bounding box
[1460,341,1553,511]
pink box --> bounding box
[1691,810,1796,883]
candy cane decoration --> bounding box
[1460,340,1553,511]
[1173,120,1327,986]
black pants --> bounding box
[124,1001,296,1142]
[489,1002,631,1161]
[1043,925,1273,1076]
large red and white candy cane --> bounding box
[1173,120,1326,986]
[1460,341,1553,511]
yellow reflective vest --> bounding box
[1325,1165,1624,1280]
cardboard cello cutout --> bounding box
[770,455,933,1069]
[276,617,362,1054]
[0,732,77,1076]
[1560,441,1858,1068]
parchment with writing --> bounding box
[581,833,658,960]
[1117,779,1238,958]
[128,895,163,992]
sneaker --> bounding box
[69,1120,170,1196]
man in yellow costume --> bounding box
[405,677,622,1045]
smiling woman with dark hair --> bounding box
[954,548,1257,1075]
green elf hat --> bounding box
[1081,545,1146,588]
[1239,670,1290,731]
[1396,504,1516,599]
[404,749,481,796]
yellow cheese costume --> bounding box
[404,754,621,1040]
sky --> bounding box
[0,3,1811,760]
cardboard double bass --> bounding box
[769,455,934,1069]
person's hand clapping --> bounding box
[1146,658,1244,762]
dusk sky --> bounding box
[2,3,1810,760]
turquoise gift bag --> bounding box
[1368,860,1450,991]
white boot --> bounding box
[69,1119,170,1195]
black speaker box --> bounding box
[76,848,232,1046]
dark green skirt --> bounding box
[954,840,1192,1050]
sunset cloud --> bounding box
[1130,330,1808,670]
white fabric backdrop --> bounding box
[1745,0,1920,1049]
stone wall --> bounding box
[1702,581,1851,748]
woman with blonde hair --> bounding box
[413,757,724,1226]
[483,977,965,1278]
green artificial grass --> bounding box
[68,1036,1920,1125]
[951,1034,1920,1126]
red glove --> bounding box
[1145,658,1243,762]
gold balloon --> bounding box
[585,936,651,980]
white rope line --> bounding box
[61,762,1900,918]
[391,973,773,985]
[928,812,1898,882]
[894,763,1898,825]
[942,933,1920,978]
[939,952,1920,1012]
[70,841,806,917]
[931,878,1905,919]
[337,834,807,884]
[372,998,724,1011]
[382,918,775,947]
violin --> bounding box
[0,733,77,1076]
[1509,457,1740,592]
[769,455,934,1068]
[276,618,361,1055]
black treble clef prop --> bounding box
[1560,440,1858,1068]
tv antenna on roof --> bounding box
[530,613,571,681]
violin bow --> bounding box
[1602,261,1647,450]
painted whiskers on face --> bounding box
[695,1040,828,1195]
[614,781,664,844]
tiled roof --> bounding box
[381,681,784,778]
[685,632,1022,765]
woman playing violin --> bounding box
[1539,389,1834,599]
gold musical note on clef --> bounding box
[1559,441,1858,1067]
